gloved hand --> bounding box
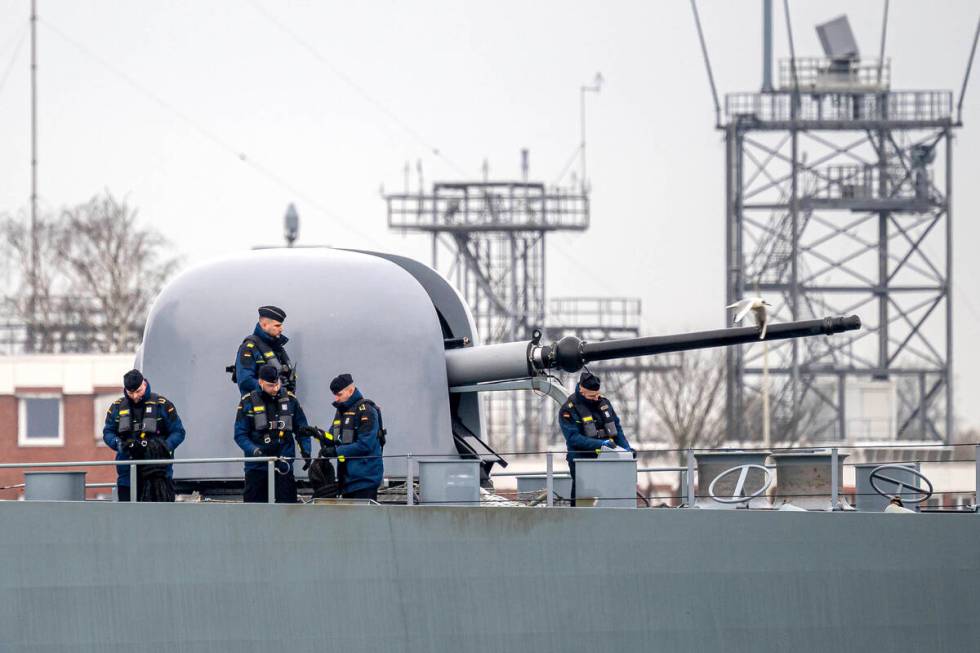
[297,425,318,440]
[319,443,337,459]
[299,448,312,471]
[600,439,615,449]
[251,447,264,457]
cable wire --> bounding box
[0,23,27,101]
[39,17,383,248]
[245,0,470,178]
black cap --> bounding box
[330,373,354,394]
[579,371,600,391]
[123,369,144,392]
[258,305,286,322]
[258,365,280,383]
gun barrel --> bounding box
[445,315,861,386]
[578,315,860,367]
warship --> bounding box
[2,246,978,653]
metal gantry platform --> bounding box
[723,54,956,443]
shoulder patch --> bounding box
[113,398,123,405]
[358,403,366,411]
[241,393,250,401]
[566,401,574,407]
[156,396,167,403]
[246,342,255,348]
[287,391,296,398]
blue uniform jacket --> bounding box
[558,389,633,465]
[102,383,186,487]
[233,389,310,472]
[234,324,290,395]
[332,389,384,494]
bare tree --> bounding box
[0,191,180,353]
[642,349,727,460]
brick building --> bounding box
[0,354,134,499]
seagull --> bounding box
[726,297,772,339]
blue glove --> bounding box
[601,439,615,449]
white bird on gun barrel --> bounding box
[726,297,772,339]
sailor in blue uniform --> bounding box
[102,369,186,502]
[301,373,384,501]
[230,305,296,394]
[233,364,312,503]
[558,371,635,505]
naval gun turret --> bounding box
[137,248,859,490]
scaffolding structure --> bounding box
[722,53,957,443]
[386,177,589,451]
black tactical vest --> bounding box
[570,397,618,439]
[331,404,359,445]
[118,393,161,436]
[244,335,291,378]
[249,389,294,446]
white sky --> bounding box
[0,1,978,429]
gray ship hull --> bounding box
[1,502,977,652]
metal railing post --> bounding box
[975,445,979,513]
[831,447,839,511]
[267,458,275,504]
[686,449,695,507]
[406,454,414,506]
[129,463,138,503]
[545,452,554,507]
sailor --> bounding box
[233,364,312,503]
[558,371,635,506]
[230,305,296,395]
[102,369,186,502]
[300,373,384,501]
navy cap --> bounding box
[123,369,144,392]
[330,373,354,394]
[258,305,286,321]
[258,365,280,383]
[579,371,600,391]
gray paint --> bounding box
[3,502,976,652]
[23,471,86,501]
[417,459,481,505]
[351,249,485,441]
[139,248,457,480]
[444,341,534,386]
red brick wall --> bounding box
[0,391,121,500]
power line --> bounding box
[39,17,383,248]
[0,24,27,101]
[246,0,471,178]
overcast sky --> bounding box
[0,1,978,429]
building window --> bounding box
[18,394,64,447]
[94,393,119,444]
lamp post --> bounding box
[579,72,604,194]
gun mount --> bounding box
[139,248,861,486]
